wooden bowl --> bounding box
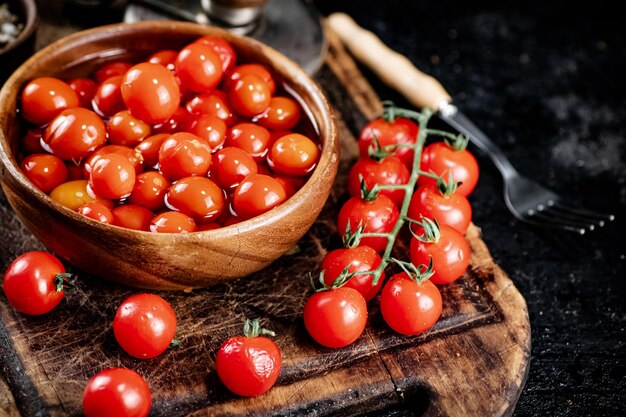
[0,0,38,82]
[0,21,338,290]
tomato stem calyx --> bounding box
[436,170,462,197]
[367,134,396,161]
[425,129,469,152]
[391,257,435,284]
[409,216,442,243]
[169,339,181,348]
[244,318,276,338]
[54,273,76,293]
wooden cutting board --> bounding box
[0,28,530,417]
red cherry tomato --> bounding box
[380,273,442,335]
[257,97,301,131]
[135,133,169,168]
[20,154,68,193]
[216,321,281,397]
[185,91,236,126]
[2,251,68,315]
[92,75,126,118]
[419,142,479,197]
[113,293,176,359]
[226,64,276,95]
[152,107,192,135]
[44,108,106,161]
[228,73,271,117]
[303,287,367,348]
[187,114,227,150]
[268,133,319,176]
[66,162,86,180]
[158,133,212,180]
[93,61,132,84]
[175,42,224,92]
[407,185,472,233]
[232,174,287,220]
[212,147,258,189]
[21,77,79,126]
[226,122,271,160]
[84,145,144,178]
[410,222,470,285]
[273,176,297,198]
[150,211,197,233]
[111,205,153,231]
[88,154,136,200]
[359,117,419,167]
[107,110,151,146]
[337,195,399,253]
[129,171,170,211]
[347,156,409,207]
[165,176,225,223]
[68,78,97,108]
[78,201,114,224]
[321,246,385,302]
[147,49,178,71]
[83,368,151,417]
[121,63,181,124]
[198,222,221,231]
[22,128,45,154]
[195,35,236,73]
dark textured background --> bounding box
[313,0,626,415]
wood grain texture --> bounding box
[0,26,530,416]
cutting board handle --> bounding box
[327,13,451,112]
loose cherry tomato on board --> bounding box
[93,61,132,84]
[44,108,106,161]
[129,171,170,211]
[158,133,212,181]
[2,251,73,315]
[21,77,79,126]
[212,147,258,190]
[150,211,197,233]
[83,368,151,417]
[228,73,271,117]
[20,154,68,193]
[257,97,301,131]
[50,180,112,211]
[419,141,479,197]
[268,133,319,177]
[165,177,225,223]
[111,205,154,231]
[216,319,281,397]
[84,145,144,178]
[358,117,419,167]
[135,133,169,168]
[407,183,472,234]
[147,49,178,71]
[226,123,271,160]
[187,114,227,150]
[92,75,126,118]
[337,194,399,253]
[347,156,409,207]
[89,154,136,200]
[409,217,470,285]
[185,91,236,126]
[226,64,276,95]
[78,201,114,224]
[195,35,237,73]
[321,246,385,302]
[113,293,177,359]
[107,110,151,146]
[121,63,181,125]
[232,174,287,220]
[303,286,367,348]
[175,42,224,92]
[68,78,97,108]
[380,272,442,335]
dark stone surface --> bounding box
[314,0,626,416]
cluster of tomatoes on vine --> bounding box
[303,103,479,348]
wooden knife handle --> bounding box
[327,12,451,112]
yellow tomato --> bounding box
[50,180,112,211]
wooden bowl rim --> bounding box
[0,21,338,242]
[0,0,38,56]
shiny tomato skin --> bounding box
[303,287,367,348]
[321,246,385,302]
[187,114,227,150]
[77,201,114,224]
[68,78,97,108]
[66,162,86,181]
[82,368,151,417]
[268,133,319,177]
[273,176,297,198]
[88,154,136,200]
[84,145,144,178]
[135,133,169,168]
[22,128,46,154]
[185,91,236,126]
[195,35,236,73]
[380,273,442,335]
[216,334,281,397]
[20,154,68,193]
[152,106,192,135]
[228,73,271,117]
[50,179,112,211]
[107,110,151,146]
[93,61,132,84]
[2,251,66,315]
[358,117,419,167]
[419,142,479,197]
[407,185,472,233]
[158,133,212,180]
[175,42,224,92]
[409,223,470,285]
[226,123,271,160]
[337,195,399,253]
[147,49,178,71]
[226,64,276,95]
[44,108,106,161]
[347,156,409,207]
[257,97,301,131]
[129,171,170,211]
[21,77,79,126]
[113,293,176,359]
[149,211,197,233]
[165,177,225,223]
[232,174,287,220]
[111,205,154,231]
[212,147,258,189]
[92,75,126,118]
[121,63,180,124]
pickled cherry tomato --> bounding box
[187,114,227,149]
[212,147,258,189]
[152,107,192,135]
[257,97,301,131]
[112,205,154,231]
[93,61,132,84]
[66,162,85,181]
[175,42,223,92]
[129,171,170,211]
[21,77,79,126]
[92,75,126,118]
[121,63,181,124]
[107,110,151,146]
[195,35,236,73]
[68,78,97,108]
[78,201,114,224]
[50,180,111,211]
[44,108,106,161]
[84,145,144,177]
[135,133,169,168]
[197,222,220,231]
[147,50,178,71]
[165,177,225,223]
[89,154,136,200]
[268,133,319,176]
[227,64,276,95]
[228,73,271,117]
[20,154,68,193]
[232,174,287,220]
[226,123,270,159]
[22,128,45,154]
[158,133,212,181]
[185,92,236,126]
[150,211,197,233]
